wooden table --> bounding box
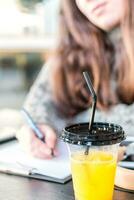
[0,173,133,200]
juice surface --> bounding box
[71,151,117,200]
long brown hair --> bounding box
[51,0,134,117]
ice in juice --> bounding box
[71,151,117,200]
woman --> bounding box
[17,0,134,159]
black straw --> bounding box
[83,71,97,154]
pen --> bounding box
[21,108,54,156]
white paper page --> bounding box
[0,140,71,179]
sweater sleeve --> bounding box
[96,103,134,137]
[71,104,134,136]
[23,62,73,134]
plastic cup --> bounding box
[61,122,125,200]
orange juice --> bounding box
[71,151,117,200]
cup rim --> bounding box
[61,122,126,146]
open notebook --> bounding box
[0,140,71,183]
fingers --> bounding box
[31,134,54,159]
[17,124,58,159]
[38,125,57,149]
[117,146,126,161]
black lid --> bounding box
[61,122,126,146]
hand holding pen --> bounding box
[17,108,58,159]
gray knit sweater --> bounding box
[24,61,134,137]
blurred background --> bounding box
[0,0,60,140]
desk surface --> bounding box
[0,174,133,200]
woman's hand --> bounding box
[117,146,126,162]
[16,124,58,159]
